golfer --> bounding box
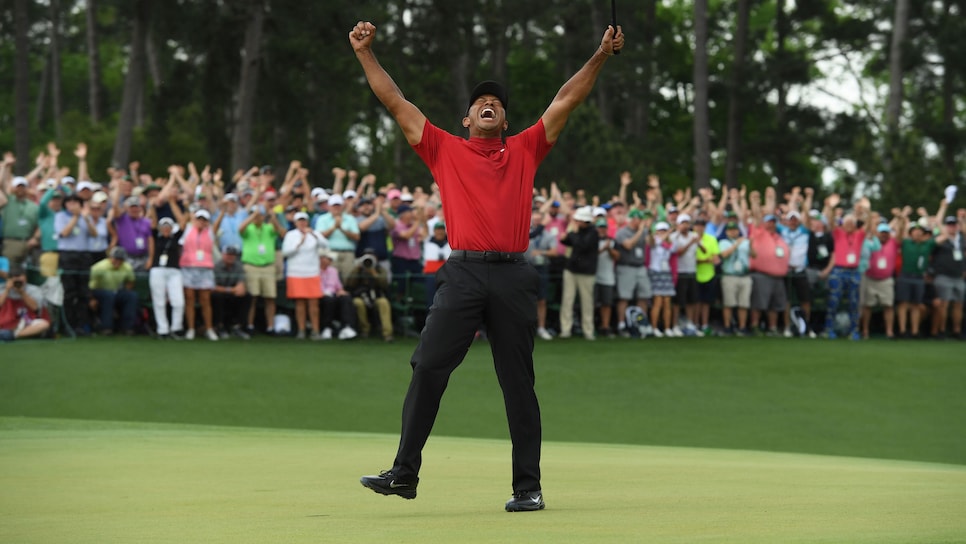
[353,19,624,512]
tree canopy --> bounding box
[2,0,963,208]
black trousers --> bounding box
[211,292,251,330]
[59,251,90,330]
[320,294,356,329]
[392,258,542,492]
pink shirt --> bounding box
[179,225,215,269]
[320,265,343,296]
[391,221,424,260]
[866,237,898,280]
[832,228,865,268]
[749,224,790,277]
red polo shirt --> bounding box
[413,119,554,253]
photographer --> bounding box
[346,247,393,341]
[0,265,51,342]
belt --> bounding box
[450,250,525,263]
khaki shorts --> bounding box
[862,276,894,307]
[244,263,277,298]
[721,275,752,309]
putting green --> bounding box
[1,418,964,543]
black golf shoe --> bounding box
[360,470,418,500]
[505,490,545,512]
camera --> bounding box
[13,280,24,289]
[360,255,376,268]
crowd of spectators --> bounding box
[1,144,964,343]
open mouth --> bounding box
[480,107,495,120]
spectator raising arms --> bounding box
[179,209,218,341]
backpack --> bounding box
[624,306,653,338]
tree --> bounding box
[111,0,149,168]
[724,0,752,190]
[692,0,710,189]
[230,0,266,172]
[85,0,104,123]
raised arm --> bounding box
[350,22,426,146]
[541,25,624,144]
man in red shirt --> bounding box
[352,19,624,512]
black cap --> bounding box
[944,216,957,225]
[468,80,508,112]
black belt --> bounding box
[450,250,525,263]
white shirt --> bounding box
[281,229,328,278]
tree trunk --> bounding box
[85,0,104,123]
[774,0,788,189]
[230,0,266,173]
[635,0,657,143]
[692,0,711,190]
[111,0,149,168]
[49,0,64,141]
[885,0,910,133]
[35,55,49,127]
[939,0,956,183]
[724,0,751,190]
[13,0,31,174]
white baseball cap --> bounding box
[654,221,670,231]
[400,193,414,202]
[12,177,28,188]
[194,209,211,220]
[294,212,309,221]
[328,195,345,206]
[676,213,692,224]
[343,190,357,199]
[77,181,95,192]
[572,206,594,223]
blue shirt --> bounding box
[313,213,359,252]
[54,211,89,251]
[777,224,810,271]
[0,256,8,289]
[215,208,248,251]
[719,237,750,276]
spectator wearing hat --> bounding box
[614,208,651,337]
[778,210,813,337]
[355,194,395,279]
[930,215,965,339]
[85,191,111,264]
[385,188,403,216]
[748,202,791,336]
[669,213,699,335]
[149,217,185,339]
[346,248,393,341]
[647,221,677,336]
[111,194,153,271]
[422,220,451,308]
[0,264,50,342]
[894,214,934,337]
[821,194,875,339]
[693,218,720,335]
[56,194,95,333]
[179,209,219,341]
[319,250,358,340]
[89,247,138,335]
[282,212,327,339]
[1,177,41,268]
[526,209,558,340]
[559,206,599,340]
[806,209,834,326]
[314,194,360,284]
[239,201,285,335]
[37,184,66,258]
[211,245,250,339]
[390,204,425,297]
[214,193,247,252]
[718,222,751,334]
[595,217,619,337]
[861,223,898,339]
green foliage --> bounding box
[1,0,962,207]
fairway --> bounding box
[2,418,965,544]
[2,336,965,542]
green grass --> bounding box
[2,418,965,544]
[2,336,964,465]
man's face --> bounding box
[223,253,237,266]
[788,216,800,230]
[694,222,705,235]
[727,227,740,239]
[65,199,81,214]
[128,204,142,218]
[810,217,824,232]
[677,221,690,234]
[464,94,507,137]
[14,185,28,199]
[764,219,777,233]
[548,206,559,218]
[110,258,124,269]
[878,231,891,244]
[531,211,543,227]
[842,216,857,233]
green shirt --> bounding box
[900,238,935,276]
[1,196,39,239]
[695,232,720,283]
[38,189,60,251]
[89,258,135,291]
[240,223,278,266]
